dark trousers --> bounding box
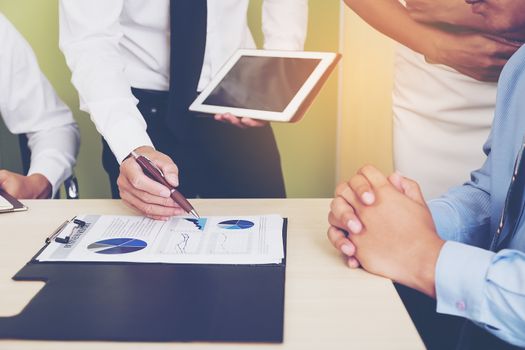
[395,284,521,350]
[102,88,286,199]
[395,283,464,349]
[455,321,522,350]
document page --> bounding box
[36,215,285,264]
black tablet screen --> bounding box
[202,56,321,112]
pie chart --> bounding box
[87,238,147,255]
[217,220,254,230]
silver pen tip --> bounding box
[190,209,200,219]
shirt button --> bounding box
[150,108,157,114]
[456,301,466,311]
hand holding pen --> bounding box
[131,151,199,218]
[117,146,191,220]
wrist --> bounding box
[123,146,157,163]
[412,236,445,298]
[27,174,52,199]
[421,28,450,66]
[134,145,155,152]
[132,145,156,156]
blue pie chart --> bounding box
[87,238,147,255]
[218,220,254,230]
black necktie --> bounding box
[166,0,207,138]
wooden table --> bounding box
[0,199,424,349]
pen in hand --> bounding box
[131,151,200,219]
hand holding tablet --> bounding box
[214,112,269,128]
[190,50,341,123]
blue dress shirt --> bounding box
[428,44,525,347]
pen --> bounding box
[131,151,200,219]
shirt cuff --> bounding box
[27,152,71,197]
[103,118,155,164]
[88,101,155,164]
[435,241,495,320]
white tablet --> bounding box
[189,49,341,122]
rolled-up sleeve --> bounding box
[435,241,525,347]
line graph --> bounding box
[176,233,190,253]
[215,231,252,254]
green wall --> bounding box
[0,0,339,198]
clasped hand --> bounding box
[118,146,185,221]
[327,166,445,297]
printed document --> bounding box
[36,214,284,264]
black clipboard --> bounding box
[0,219,288,342]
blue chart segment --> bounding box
[185,218,207,231]
[218,220,254,230]
[87,238,147,255]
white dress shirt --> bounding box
[59,0,308,163]
[0,13,79,196]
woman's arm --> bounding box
[344,0,521,82]
[405,0,490,32]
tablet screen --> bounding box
[202,56,321,112]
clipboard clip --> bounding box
[45,218,86,244]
